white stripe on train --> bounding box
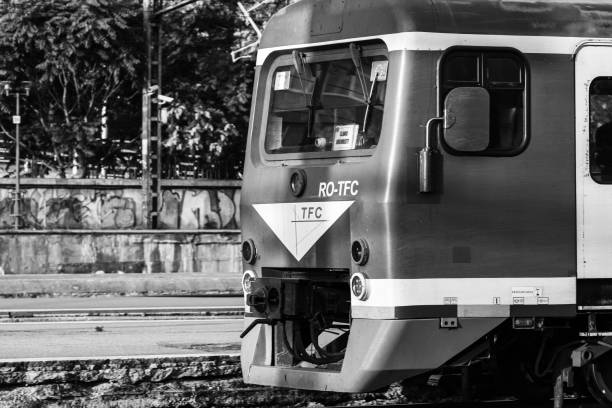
[256,31,612,65]
[352,276,575,318]
[353,277,575,307]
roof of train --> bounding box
[260,0,612,49]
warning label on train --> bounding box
[253,201,354,261]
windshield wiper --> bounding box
[293,50,317,137]
[362,72,379,132]
[349,43,378,132]
[349,43,369,100]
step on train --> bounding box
[239,0,612,404]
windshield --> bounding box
[264,48,388,155]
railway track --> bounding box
[329,398,601,408]
[0,305,243,321]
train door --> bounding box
[576,45,612,279]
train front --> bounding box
[238,31,405,390]
[238,2,507,393]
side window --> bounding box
[589,77,612,184]
[440,50,527,155]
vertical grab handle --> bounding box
[419,117,443,193]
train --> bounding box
[239,0,612,405]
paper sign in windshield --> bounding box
[274,71,291,90]
[333,124,358,151]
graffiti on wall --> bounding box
[0,189,140,229]
[158,189,240,230]
[0,186,240,230]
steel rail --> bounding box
[0,306,244,321]
[1,305,242,315]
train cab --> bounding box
[239,0,612,404]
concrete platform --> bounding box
[0,295,243,321]
[0,318,242,360]
[0,295,242,310]
[0,273,243,297]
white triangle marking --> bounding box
[253,201,354,261]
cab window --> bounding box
[264,45,388,156]
[441,50,527,155]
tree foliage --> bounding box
[161,0,287,178]
[0,0,290,179]
[0,0,142,176]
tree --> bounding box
[0,0,290,179]
[160,0,288,178]
[0,0,142,177]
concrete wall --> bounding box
[0,179,242,295]
[159,188,240,230]
[0,233,240,275]
[0,179,240,230]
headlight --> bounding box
[351,238,369,265]
[242,239,257,265]
[289,169,307,197]
[242,270,256,294]
[350,272,368,301]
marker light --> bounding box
[350,272,368,301]
[351,239,369,265]
[242,239,257,265]
[242,270,256,294]
[289,169,307,197]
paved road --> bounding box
[0,296,242,311]
[0,318,242,360]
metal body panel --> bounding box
[241,317,505,392]
[261,0,612,50]
[408,53,576,281]
[354,277,575,309]
[351,304,575,319]
[576,45,612,279]
[257,33,612,66]
[239,0,590,393]
[242,52,576,285]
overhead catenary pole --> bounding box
[141,0,277,225]
[154,2,163,227]
[142,0,154,228]
[142,0,201,229]
[14,92,20,230]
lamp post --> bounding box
[0,81,31,230]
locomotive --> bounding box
[239,0,612,404]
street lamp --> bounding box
[0,81,31,230]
